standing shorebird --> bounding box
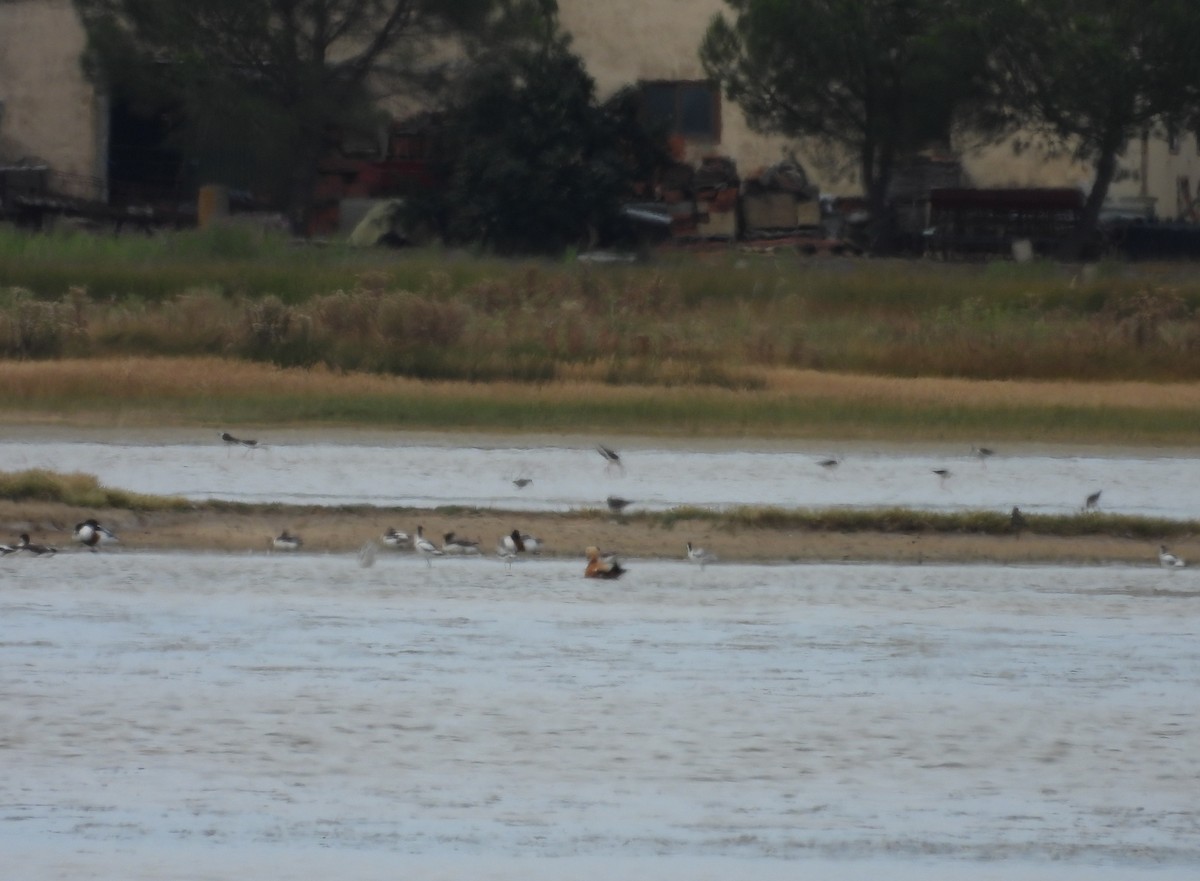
[972,445,995,462]
[606,496,634,514]
[414,526,443,567]
[597,444,624,473]
[933,468,951,484]
[1010,506,1028,533]
[817,456,841,471]
[685,542,717,570]
[1084,489,1102,511]
[512,478,533,489]
[73,519,119,552]
[1159,544,1185,568]
[220,431,258,448]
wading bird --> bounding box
[606,496,634,514]
[442,532,482,555]
[686,542,717,570]
[414,526,443,566]
[1085,490,1102,511]
[220,431,258,448]
[381,527,411,549]
[1159,544,1185,568]
[597,444,623,472]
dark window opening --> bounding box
[639,81,720,142]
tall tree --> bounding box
[427,24,668,255]
[72,0,537,231]
[701,0,993,248]
[989,0,1200,255]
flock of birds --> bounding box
[1,518,119,557]
[5,437,1186,573]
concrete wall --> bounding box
[0,0,105,193]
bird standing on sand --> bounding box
[73,519,118,551]
[585,546,626,579]
[607,496,634,514]
[1159,544,1185,568]
[686,542,717,570]
[501,529,543,555]
[1010,507,1028,533]
[414,526,443,566]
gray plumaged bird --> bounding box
[1085,490,1102,511]
[606,496,634,513]
[512,478,533,489]
[220,431,258,447]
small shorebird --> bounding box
[1084,489,1102,511]
[1159,545,1185,568]
[585,546,626,579]
[817,456,841,470]
[933,468,951,483]
[381,527,411,549]
[1010,506,1028,533]
[73,519,118,551]
[414,526,444,566]
[972,445,995,462]
[17,534,57,556]
[512,478,533,489]
[272,530,302,551]
[606,496,634,514]
[442,532,482,555]
[219,431,258,448]
[685,542,717,570]
[597,444,624,472]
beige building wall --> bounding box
[4,0,1199,221]
[0,0,105,194]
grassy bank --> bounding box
[4,228,1200,386]
[3,356,1200,443]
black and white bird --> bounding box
[414,526,444,566]
[606,496,634,514]
[501,529,543,555]
[597,444,623,472]
[933,468,951,482]
[442,532,482,556]
[685,541,717,570]
[1159,544,1185,568]
[220,431,258,448]
[73,519,118,551]
[1084,489,1103,511]
[0,541,17,556]
[272,530,302,551]
[17,533,57,556]
[381,527,411,549]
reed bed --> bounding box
[4,228,1200,384]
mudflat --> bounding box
[1,499,1182,567]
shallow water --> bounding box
[2,433,1197,517]
[3,552,1198,879]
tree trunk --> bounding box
[1065,135,1121,261]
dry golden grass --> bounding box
[5,355,1200,415]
